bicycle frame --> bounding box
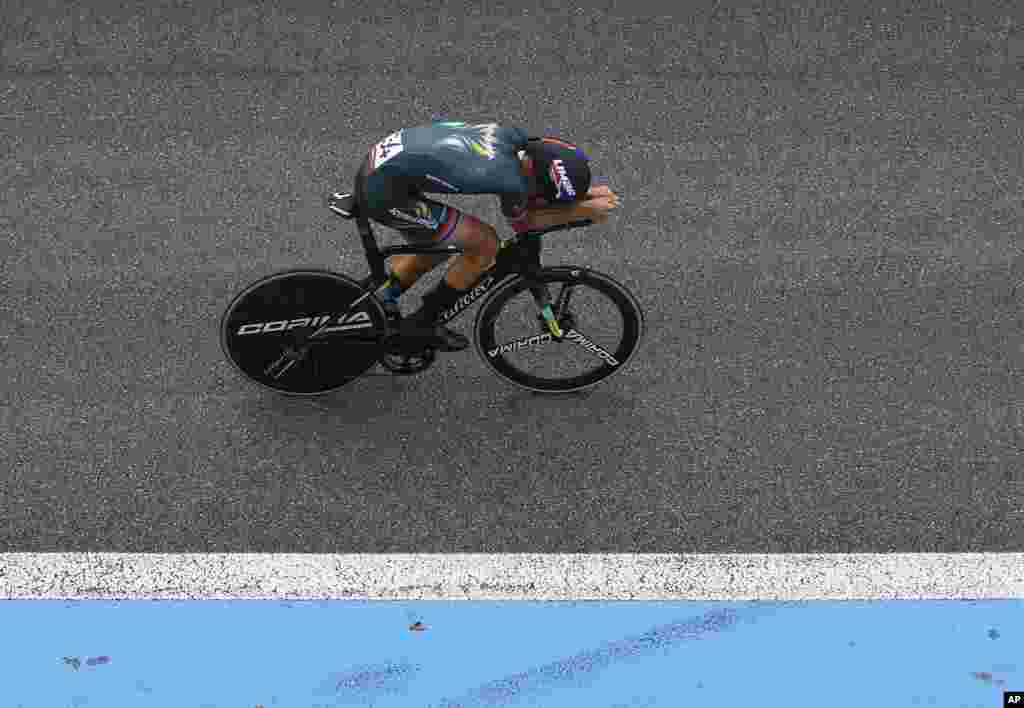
[227,196,633,392]
[325,195,593,339]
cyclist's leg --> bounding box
[441,211,499,290]
[395,200,498,331]
[354,166,491,350]
[367,197,459,291]
[370,196,498,292]
[368,197,481,350]
[353,156,495,289]
[353,163,449,291]
[388,202,459,289]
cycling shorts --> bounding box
[354,160,462,243]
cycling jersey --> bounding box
[360,121,546,235]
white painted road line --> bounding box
[2,553,1022,599]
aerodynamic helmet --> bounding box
[524,137,591,203]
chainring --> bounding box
[378,348,437,374]
[378,338,438,377]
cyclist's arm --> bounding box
[500,187,616,233]
[526,200,609,230]
[500,193,533,234]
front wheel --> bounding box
[473,267,645,393]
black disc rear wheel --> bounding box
[220,269,387,395]
[474,267,644,393]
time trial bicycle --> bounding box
[220,192,645,395]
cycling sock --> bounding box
[379,271,405,305]
[412,279,463,324]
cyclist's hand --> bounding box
[586,186,619,207]
[582,188,619,222]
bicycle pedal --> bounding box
[384,331,432,355]
[393,322,467,353]
[379,348,436,375]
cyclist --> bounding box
[353,121,620,351]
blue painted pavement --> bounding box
[2,601,1020,707]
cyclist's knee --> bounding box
[453,215,498,262]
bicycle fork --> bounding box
[531,284,565,339]
[498,236,573,340]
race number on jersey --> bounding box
[371,130,404,169]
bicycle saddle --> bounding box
[327,192,359,219]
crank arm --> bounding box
[263,289,383,379]
[264,343,313,379]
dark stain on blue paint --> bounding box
[313,660,421,700]
[971,671,1005,686]
[63,655,111,672]
[434,604,777,708]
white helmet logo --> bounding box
[549,159,576,199]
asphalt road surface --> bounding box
[2,0,1022,552]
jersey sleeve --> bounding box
[500,192,531,234]
[501,185,552,234]
[498,129,538,233]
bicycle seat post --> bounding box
[356,214,389,285]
